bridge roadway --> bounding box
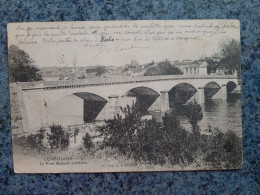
[11,75,240,132]
[19,74,238,90]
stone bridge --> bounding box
[11,75,240,132]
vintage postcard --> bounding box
[8,20,242,173]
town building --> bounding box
[182,61,208,75]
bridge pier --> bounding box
[107,95,121,119]
[160,90,170,112]
[197,87,205,104]
[221,85,227,99]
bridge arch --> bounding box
[74,92,108,123]
[121,86,160,113]
[168,83,197,107]
[204,81,221,99]
[226,81,237,95]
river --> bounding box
[177,96,242,137]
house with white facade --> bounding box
[181,61,208,75]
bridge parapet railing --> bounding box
[18,81,45,89]
[16,74,238,90]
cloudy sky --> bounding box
[8,20,240,67]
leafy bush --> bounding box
[181,101,203,134]
[82,132,94,150]
[98,104,142,156]
[222,131,242,168]
[202,126,242,168]
[98,104,194,165]
[26,132,45,151]
[14,125,71,153]
[13,128,45,152]
[134,118,165,164]
[47,124,69,150]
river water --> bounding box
[177,96,242,137]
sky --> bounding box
[7,20,240,67]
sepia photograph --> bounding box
[8,20,242,173]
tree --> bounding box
[8,45,42,82]
[144,60,183,76]
[158,61,183,75]
[182,101,203,134]
[144,66,161,76]
[98,104,142,155]
[218,39,241,77]
[206,58,218,74]
[82,132,94,150]
[95,65,107,76]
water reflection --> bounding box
[151,96,242,138]
[198,96,241,137]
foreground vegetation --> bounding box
[13,103,241,169]
[98,103,242,169]
[13,124,70,153]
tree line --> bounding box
[206,39,241,76]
